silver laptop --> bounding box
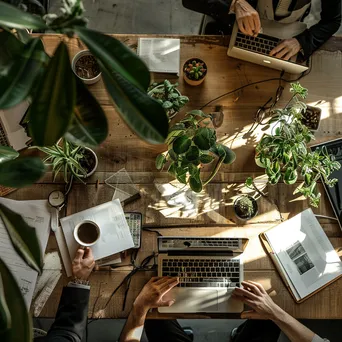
[157,236,249,313]
[228,19,309,74]
[0,101,31,150]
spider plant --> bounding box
[35,139,87,183]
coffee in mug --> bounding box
[74,220,101,246]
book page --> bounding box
[0,198,51,307]
[60,200,134,262]
[138,38,180,74]
[265,209,342,299]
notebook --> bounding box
[137,38,180,75]
[260,209,342,303]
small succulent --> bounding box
[235,196,256,218]
[184,60,207,80]
[155,109,236,192]
[148,80,189,118]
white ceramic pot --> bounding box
[84,147,98,177]
[71,50,101,85]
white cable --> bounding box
[315,214,338,221]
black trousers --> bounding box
[144,319,281,342]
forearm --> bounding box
[119,305,148,342]
[295,0,341,58]
[272,306,315,342]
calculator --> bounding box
[124,212,142,249]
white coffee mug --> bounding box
[73,220,101,247]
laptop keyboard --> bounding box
[0,124,9,146]
[161,258,240,288]
[160,237,240,249]
[235,32,280,56]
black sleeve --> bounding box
[295,0,341,59]
[43,287,90,342]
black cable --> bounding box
[199,62,312,110]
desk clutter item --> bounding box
[260,209,342,303]
[0,198,51,307]
[311,138,342,230]
[105,168,141,206]
[59,199,134,276]
[137,38,180,75]
[124,212,142,249]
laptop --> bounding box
[228,19,309,74]
[157,236,249,313]
[0,101,31,150]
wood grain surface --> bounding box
[9,34,342,319]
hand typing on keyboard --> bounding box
[269,38,301,60]
[233,0,261,37]
[133,276,179,314]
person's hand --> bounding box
[232,281,282,320]
[133,277,179,314]
[270,38,301,60]
[234,0,261,37]
[72,247,95,280]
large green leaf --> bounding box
[173,136,191,154]
[185,146,200,162]
[193,127,216,150]
[74,26,150,91]
[99,62,168,144]
[0,30,24,71]
[189,176,202,192]
[0,258,33,342]
[0,38,49,109]
[0,146,19,163]
[0,203,43,273]
[28,42,76,146]
[0,157,45,187]
[65,78,108,147]
[0,1,47,29]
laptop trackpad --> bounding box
[158,289,218,313]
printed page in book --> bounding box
[264,209,342,299]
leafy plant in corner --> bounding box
[156,110,236,192]
[35,138,92,183]
[248,83,340,207]
[0,0,169,340]
[148,80,189,119]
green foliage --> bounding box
[235,195,256,218]
[148,80,189,119]
[35,138,90,183]
[184,59,207,80]
[251,83,340,207]
[156,110,236,192]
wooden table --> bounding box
[11,34,342,319]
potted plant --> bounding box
[148,80,189,119]
[183,58,207,86]
[249,83,340,207]
[301,105,321,131]
[35,139,98,183]
[155,110,236,192]
[234,195,258,220]
[72,50,101,85]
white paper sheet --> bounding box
[265,209,342,299]
[138,38,180,74]
[60,199,134,262]
[0,198,51,307]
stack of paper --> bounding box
[0,198,51,307]
[58,199,134,276]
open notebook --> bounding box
[260,209,342,302]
